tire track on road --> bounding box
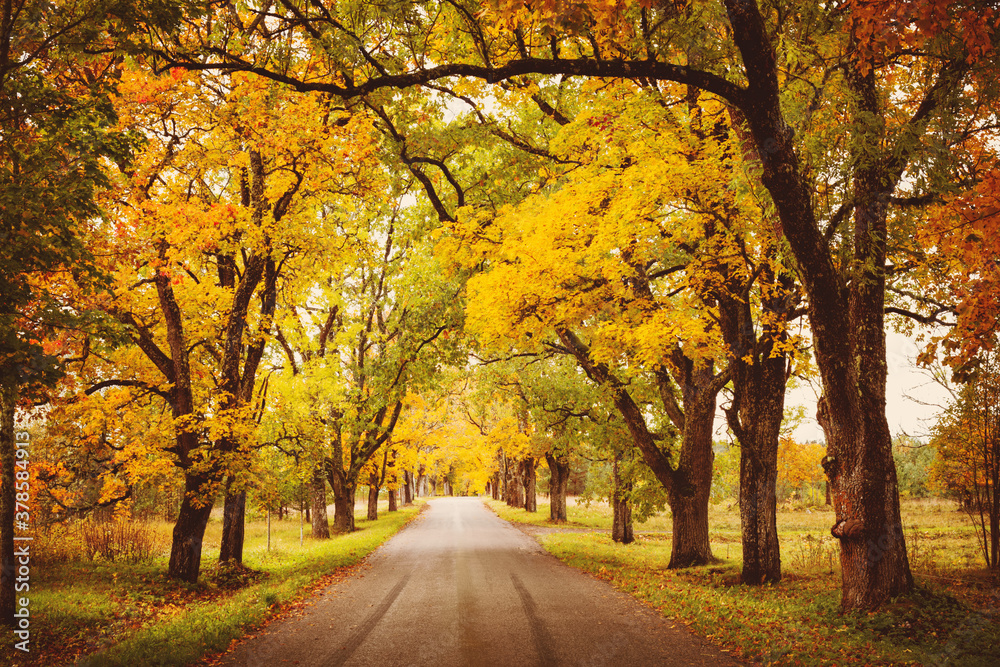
[326,571,411,666]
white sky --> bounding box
[783,330,954,444]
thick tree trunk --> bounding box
[311,466,330,538]
[0,377,16,626]
[329,470,356,533]
[738,444,780,583]
[403,470,413,504]
[546,453,570,522]
[416,467,427,497]
[820,395,912,608]
[367,472,379,521]
[717,0,919,609]
[718,276,788,585]
[506,461,524,508]
[218,481,246,564]
[388,486,398,512]
[522,457,537,512]
[612,453,634,545]
[168,472,216,582]
[814,167,912,607]
[668,402,715,568]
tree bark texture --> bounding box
[329,468,356,533]
[521,457,537,512]
[218,482,246,563]
[168,472,216,582]
[0,377,16,626]
[311,465,330,538]
[666,398,715,567]
[546,452,570,522]
[717,266,790,584]
[367,471,379,521]
[612,453,634,545]
[506,460,524,508]
[403,470,413,504]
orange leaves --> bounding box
[919,166,1000,367]
[847,0,999,70]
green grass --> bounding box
[489,497,999,666]
[2,502,423,667]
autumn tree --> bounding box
[0,0,160,623]
[268,193,465,531]
[930,345,1000,569]
[145,0,1000,608]
[80,61,376,580]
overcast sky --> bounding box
[782,330,955,444]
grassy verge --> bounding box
[2,502,423,667]
[489,497,999,666]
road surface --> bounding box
[219,497,739,666]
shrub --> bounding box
[81,516,158,563]
[33,522,88,565]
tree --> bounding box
[149,0,1000,608]
[0,0,148,623]
[930,346,1000,569]
[86,61,372,580]
[268,192,464,531]
[892,435,935,500]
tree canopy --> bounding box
[3,0,1000,617]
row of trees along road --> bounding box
[145,0,1000,610]
[3,0,1000,625]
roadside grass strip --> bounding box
[1,503,424,667]
[491,498,999,666]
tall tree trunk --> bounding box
[506,460,524,508]
[717,269,790,585]
[328,468,356,533]
[546,453,570,522]
[403,470,413,504]
[367,471,379,521]
[522,457,537,512]
[388,486,398,512]
[667,401,715,567]
[168,471,216,582]
[218,479,246,564]
[416,467,427,498]
[737,442,780,583]
[717,2,918,608]
[612,452,634,545]
[311,465,330,538]
[0,376,16,626]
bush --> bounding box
[33,523,88,565]
[81,516,158,563]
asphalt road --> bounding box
[218,497,739,667]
